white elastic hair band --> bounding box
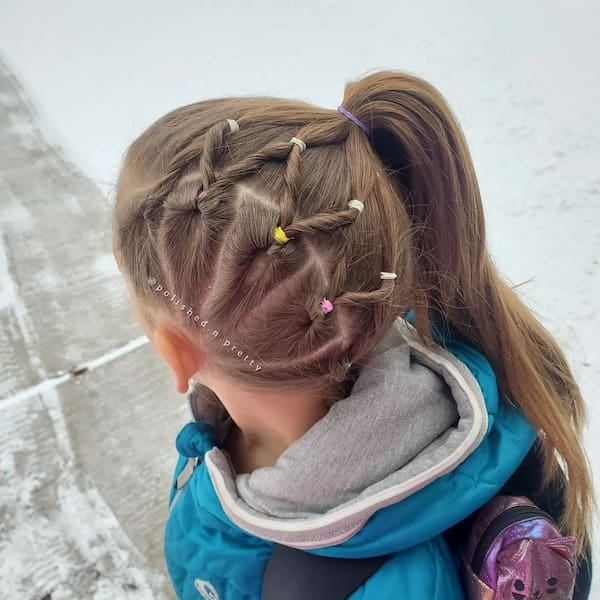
[227,119,239,133]
[290,137,307,153]
[380,272,397,280]
[347,199,364,213]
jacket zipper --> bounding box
[471,505,556,574]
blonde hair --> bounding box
[114,70,593,554]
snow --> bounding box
[0,0,598,597]
[0,390,167,599]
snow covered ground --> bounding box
[0,1,598,598]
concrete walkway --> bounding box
[0,59,186,599]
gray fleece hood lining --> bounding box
[190,319,488,548]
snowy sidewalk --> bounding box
[0,59,185,600]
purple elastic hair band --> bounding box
[337,105,370,135]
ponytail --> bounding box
[341,71,593,554]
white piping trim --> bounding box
[205,322,488,542]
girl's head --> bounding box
[113,70,592,552]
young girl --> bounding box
[113,70,593,599]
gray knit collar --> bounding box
[188,319,488,548]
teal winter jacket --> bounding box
[164,318,537,599]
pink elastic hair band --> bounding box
[320,298,334,314]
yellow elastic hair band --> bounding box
[273,226,290,244]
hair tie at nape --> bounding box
[337,106,369,135]
[227,119,239,133]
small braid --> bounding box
[198,120,237,190]
[335,283,397,307]
[328,257,349,300]
[279,139,303,228]
[284,205,360,237]
[208,140,293,198]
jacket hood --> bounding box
[187,318,536,557]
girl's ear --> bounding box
[153,325,202,393]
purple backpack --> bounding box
[462,495,577,599]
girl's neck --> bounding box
[195,374,330,474]
[222,425,280,474]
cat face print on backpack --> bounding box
[496,537,576,599]
[462,495,577,600]
[509,576,559,599]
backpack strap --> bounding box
[262,543,394,600]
